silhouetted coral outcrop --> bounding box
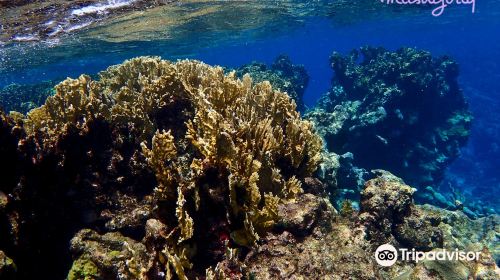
[307,47,471,192]
[0,107,157,279]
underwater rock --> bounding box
[393,207,444,251]
[245,192,377,279]
[335,152,370,207]
[245,224,377,279]
[276,193,334,236]
[316,150,370,206]
[302,176,328,197]
[306,46,472,191]
[422,256,471,280]
[245,170,499,279]
[69,229,150,280]
[235,55,309,111]
[101,194,154,233]
[316,151,340,191]
[420,204,500,266]
[0,80,57,114]
[359,170,443,250]
[474,248,500,280]
[412,247,500,280]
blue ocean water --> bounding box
[1,0,499,211]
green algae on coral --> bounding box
[0,250,16,279]
[67,258,100,280]
[69,229,149,279]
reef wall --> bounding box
[307,47,472,208]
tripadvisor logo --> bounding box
[375,244,398,267]
[374,244,482,267]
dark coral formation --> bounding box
[0,108,157,278]
[307,47,472,192]
[235,55,309,111]
[0,80,57,114]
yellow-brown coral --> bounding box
[141,130,179,200]
[25,75,113,139]
[25,57,323,278]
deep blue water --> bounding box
[1,1,499,210]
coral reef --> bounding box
[317,151,369,209]
[0,57,322,279]
[0,56,497,279]
[306,47,472,192]
[359,170,443,250]
[245,217,378,279]
[244,170,499,279]
[0,107,158,279]
[0,80,57,114]
[68,229,150,279]
[420,204,500,266]
[234,55,309,111]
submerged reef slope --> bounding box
[307,47,472,192]
[234,55,309,112]
[245,171,499,279]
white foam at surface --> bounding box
[71,0,137,16]
[43,20,55,26]
[66,21,93,32]
[47,25,63,37]
[12,35,39,42]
